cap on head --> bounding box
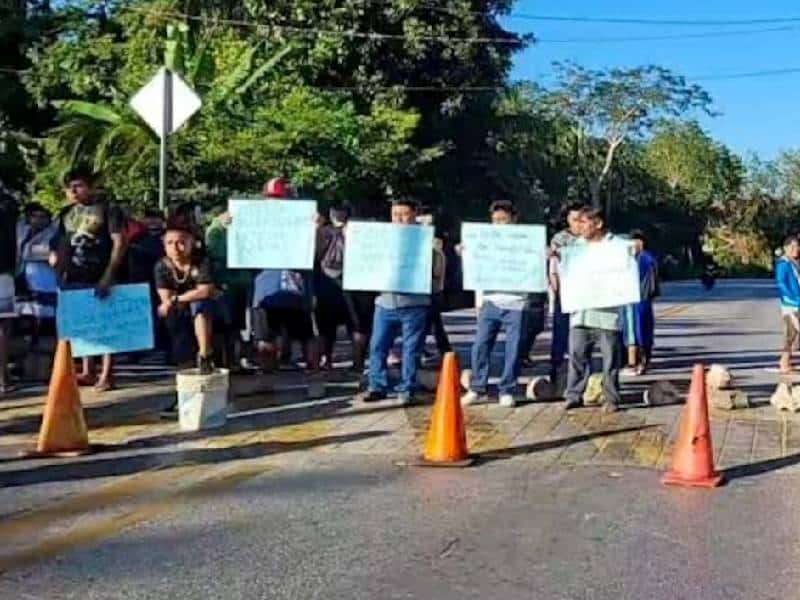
[263,177,291,199]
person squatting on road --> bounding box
[154,221,222,375]
[775,235,800,374]
[461,200,530,408]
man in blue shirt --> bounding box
[623,230,659,375]
[775,235,800,373]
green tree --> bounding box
[0,1,53,192]
[643,120,742,208]
[25,0,527,214]
[544,62,714,213]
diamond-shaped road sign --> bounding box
[130,67,201,138]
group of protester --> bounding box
[0,169,660,414]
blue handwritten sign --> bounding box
[559,239,641,313]
[56,283,154,357]
[461,223,547,292]
[227,199,317,269]
[343,222,433,294]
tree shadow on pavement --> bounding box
[473,424,657,465]
[722,452,800,481]
[0,430,387,489]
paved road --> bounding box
[0,279,797,600]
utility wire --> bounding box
[123,5,526,45]
[405,2,800,27]
[123,4,800,46]
[538,25,800,43]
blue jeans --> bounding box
[470,302,527,396]
[368,305,428,394]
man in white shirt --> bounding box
[461,201,529,408]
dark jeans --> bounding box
[551,294,570,371]
[565,326,622,407]
[163,300,227,366]
[368,305,427,394]
[470,302,527,396]
[425,292,452,354]
[522,302,545,358]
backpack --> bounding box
[320,226,345,279]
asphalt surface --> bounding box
[0,279,795,600]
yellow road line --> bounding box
[0,464,200,541]
[0,461,274,574]
[656,304,692,319]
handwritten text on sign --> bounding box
[343,222,433,294]
[461,223,547,292]
[56,283,154,357]
[559,239,641,313]
[227,199,317,269]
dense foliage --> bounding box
[2,0,800,274]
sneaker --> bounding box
[498,394,516,408]
[197,355,215,375]
[397,392,413,406]
[461,390,486,406]
[563,398,582,410]
[357,390,387,403]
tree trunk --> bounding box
[590,180,602,208]
[592,141,620,210]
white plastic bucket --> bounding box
[176,368,229,432]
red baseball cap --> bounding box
[263,177,291,199]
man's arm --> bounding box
[96,232,126,297]
[176,283,215,304]
[156,287,174,317]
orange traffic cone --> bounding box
[32,340,90,457]
[420,352,472,467]
[662,364,722,488]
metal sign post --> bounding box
[130,67,200,214]
[158,68,173,213]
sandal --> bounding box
[93,379,114,393]
[76,373,97,387]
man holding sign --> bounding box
[558,209,639,413]
[460,201,546,407]
[49,168,126,392]
[353,198,436,405]
[221,177,323,398]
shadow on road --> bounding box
[722,452,800,481]
[0,430,387,488]
[473,424,657,465]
